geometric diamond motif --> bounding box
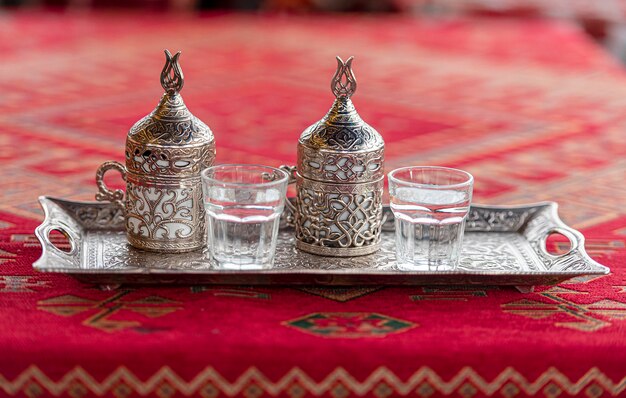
[284,312,416,338]
[38,290,182,333]
[543,382,562,398]
[297,287,382,302]
[502,286,626,332]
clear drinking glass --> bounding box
[388,166,474,271]
[201,164,289,270]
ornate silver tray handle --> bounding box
[33,197,608,290]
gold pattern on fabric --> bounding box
[410,287,496,301]
[0,276,49,293]
[297,287,382,302]
[0,249,16,265]
[37,290,182,332]
[0,366,625,397]
[502,286,626,332]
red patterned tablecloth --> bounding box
[1,11,626,397]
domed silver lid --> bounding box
[297,56,384,184]
[124,50,216,179]
[128,50,214,147]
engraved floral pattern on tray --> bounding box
[458,233,543,272]
[36,197,608,287]
[86,230,543,273]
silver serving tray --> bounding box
[33,197,608,291]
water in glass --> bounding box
[391,187,470,270]
[389,166,473,271]
[201,165,288,270]
[205,198,282,270]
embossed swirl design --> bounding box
[75,206,125,229]
[299,97,384,151]
[301,122,382,151]
[129,114,213,145]
[125,182,204,244]
[298,146,383,183]
[128,94,214,146]
[295,180,383,249]
[125,140,216,177]
[466,208,534,232]
[152,94,189,120]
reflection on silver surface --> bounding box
[95,50,216,253]
[34,197,609,288]
[294,57,385,257]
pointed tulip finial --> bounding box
[160,49,184,96]
[331,56,357,99]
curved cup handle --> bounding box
[95,161,127,209]
[279,165,297,227]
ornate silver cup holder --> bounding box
[33,196,608,292]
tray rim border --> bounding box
[32,196,610,278]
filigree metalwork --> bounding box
[128,95,214,146]
[34,198,609,288]
[128,50,214,146]
[161,49,184,96]
[522,211,596,272]
[95,50,215,253]
[299,98,383,152]
[331,56,356,98]
[123,177,205,252]
[298,57,383,153]
[95,161,126,209]
[294,177,383,257]
[126,185,194,238]
[298,146,383,183]
[458,233,542,272]
[466,207,536,232]
[125,139,215,177]
[295,57,384,256]
[74,206,125,230]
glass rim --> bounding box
[388,166,474,189]
[201,164,289,188]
